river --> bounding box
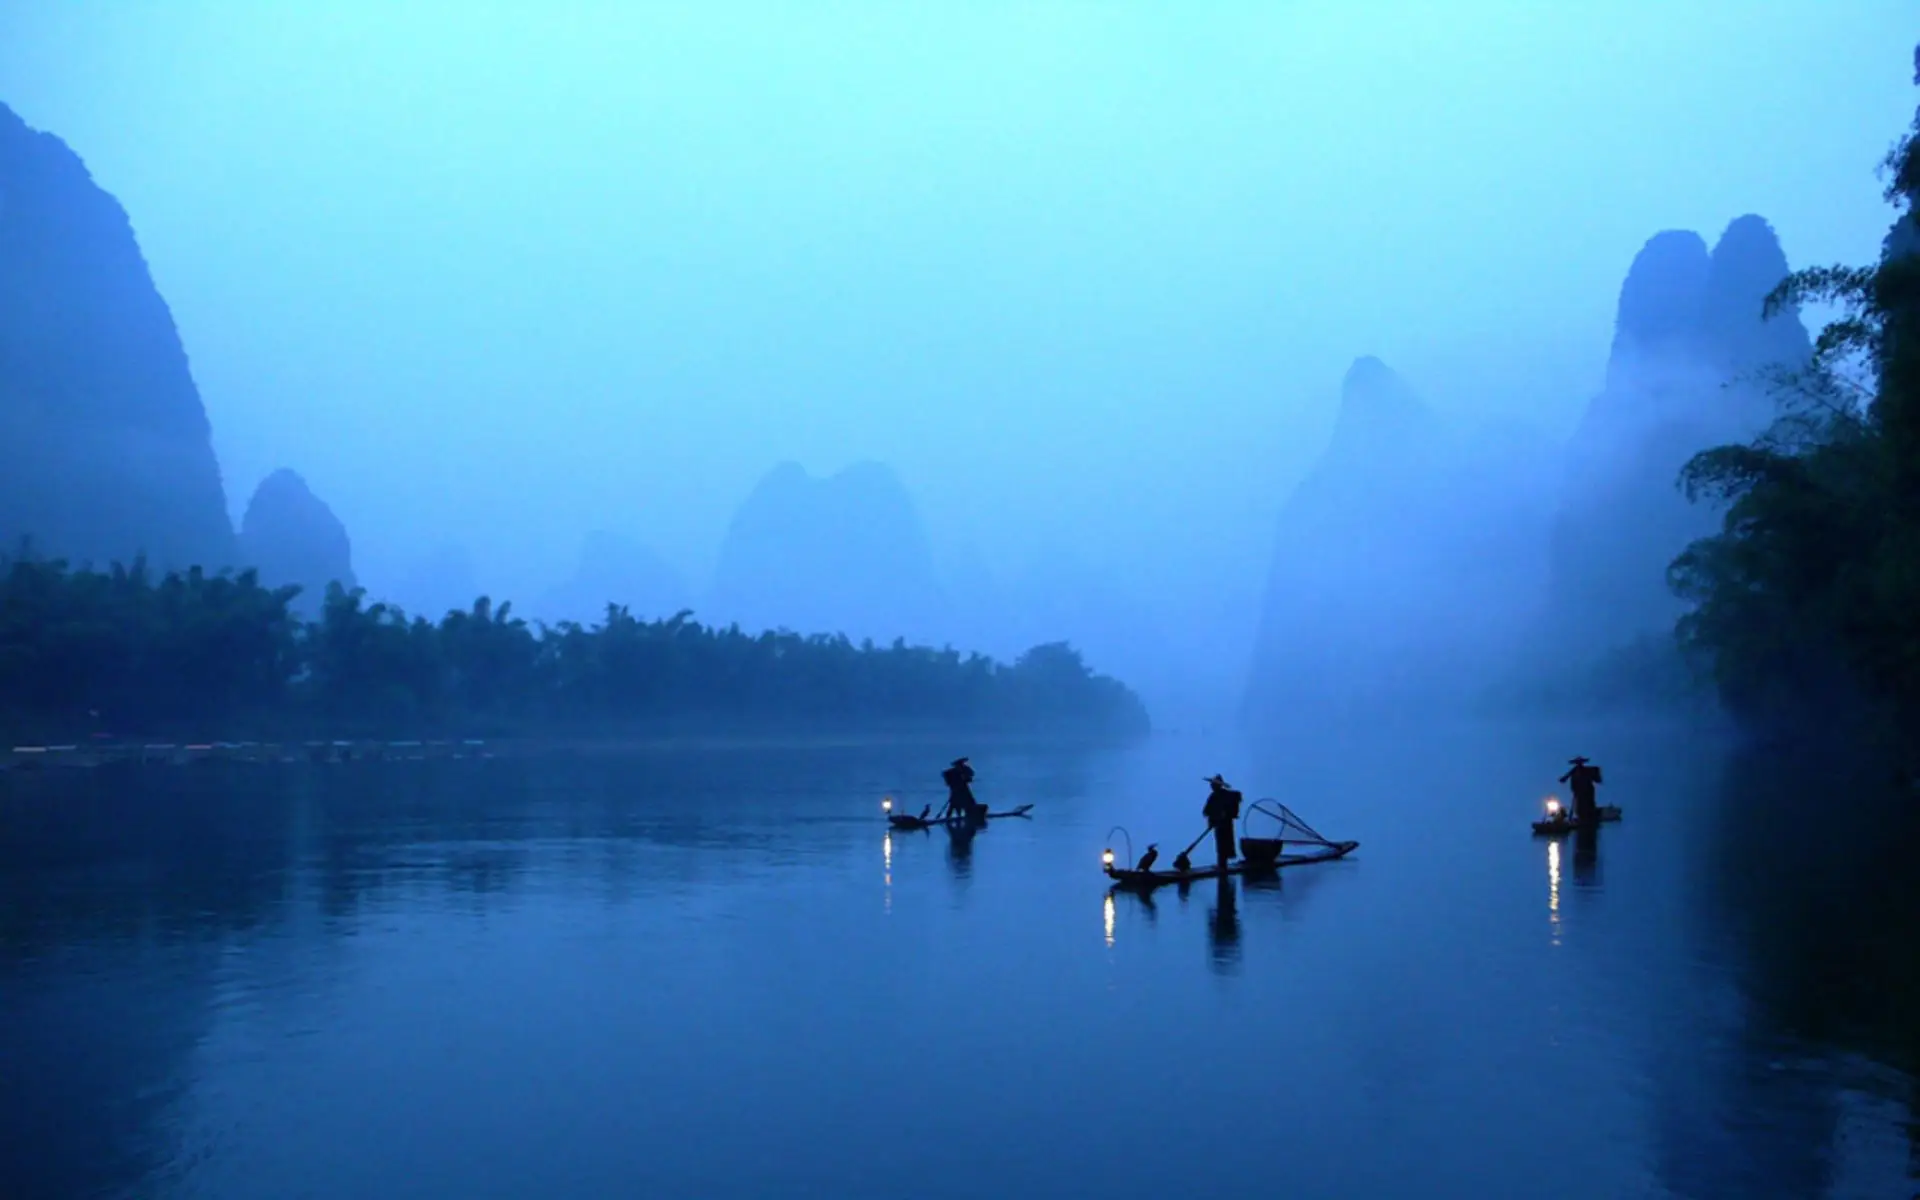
[1,720,1913,1198]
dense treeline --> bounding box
[0,555,1150,739]
[1671,45,1920,748]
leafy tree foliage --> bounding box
[0,553,1149,740]
[1671,46,1920,741]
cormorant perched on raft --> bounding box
[1136,844,1160,872]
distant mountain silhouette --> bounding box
[236,469,354,616]
[0,102,233,570]
[1244,356,1557,720]
[385,543,481,622]
[929,540,1196,724]
[539,530,690,626]
[1545,214,1811,650]
[1003,543,1166,682]
[703,461,949,644]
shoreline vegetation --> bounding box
[0,554,1151,746]
[1669,47,1920,759]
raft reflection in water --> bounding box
[1208,875,1241,974]
[1547,839,1561,944]
[1544,824,1603,935]
[1102,876,1245,973]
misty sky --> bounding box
[1,1,1913,630]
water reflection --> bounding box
[944,822,975,882]
[1112,885,1159,925]
[1207,876,1241,975]
[1546,838,1562,946]
[1239,871,1284,900]
[882,832,892,915]
[1571,825,1599,886]
[1653,741,1919,1197]
[5,731,1915,1196]
[0,767,292,1199]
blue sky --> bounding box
[1,1,1912,625]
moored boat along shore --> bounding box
[0,725,1149,772]
[2,738,494,770]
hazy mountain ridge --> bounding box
[0,99,1823,731]
[1245,356,1559,719]
[538,530,691,627]
[1545,214,1812,652]
[236,469,355,617]
[1245,214,1810,722]
[0,101,234,571]
[702,460,952,645]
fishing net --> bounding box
[1241,798,1335,847]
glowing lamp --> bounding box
[1544,797,1563,818]
[882,797,893,813]
[1101,848,1115,868]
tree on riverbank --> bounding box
[0,554,1150,739]
[1671,45,1920,747]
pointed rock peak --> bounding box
[739,460,919,515]
[825,461,915,506]
[1705,214,1792,313]
[236,468,354,610]
[1329,356,1436,458]
[1612,229,1712,352]
[734,461,814,513]
[239,468,346,541]
[1342,354,1401,395]
[550,529,686,622]
[1704,213,1809,370]
[756,459,811,488]
[1710,214,1789,273]
[1340,357,1420,413]
[245,467,318,510]
[0,101,234,570]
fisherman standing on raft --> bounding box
[942,757,981,821]
[1202,774,1243,868]
[1558,756,1604,827]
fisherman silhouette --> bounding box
[1202,774,1243,868]
[1558,756,1605,827]
[941,757,980,821]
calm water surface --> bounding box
[1,722,1913,1198]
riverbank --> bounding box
[0,722,1153,773]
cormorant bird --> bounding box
[1136,844,1159,871]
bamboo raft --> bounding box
[1530,804,1622,836]
[1102,799,1358,891]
